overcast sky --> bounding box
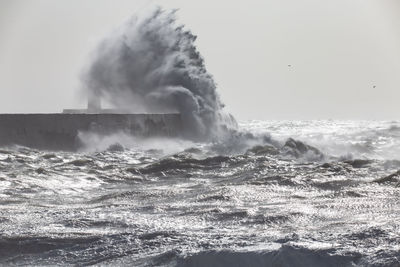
[0,0,399,120]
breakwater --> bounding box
[0,113,182,150]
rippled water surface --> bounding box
[1,121,400,266]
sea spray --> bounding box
[82,7,236,140]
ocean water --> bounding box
[0,120,399,266]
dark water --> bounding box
[0,121,399,266]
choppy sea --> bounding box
[1,120,399,266]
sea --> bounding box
[0,120,399,266]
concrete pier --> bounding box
[0,113,182,150]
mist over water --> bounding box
[83,7,235,140]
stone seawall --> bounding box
[0,113,182,150]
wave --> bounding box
[175,245,362,267]
[244,120,400,161]
[82,7,236,140]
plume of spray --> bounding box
[80,7,324,156]
[82,7,237,140]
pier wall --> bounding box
[0,113,182,150]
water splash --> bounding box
[82,7,236,140]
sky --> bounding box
[0,0,399,120]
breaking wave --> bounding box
[83,7,236,140]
